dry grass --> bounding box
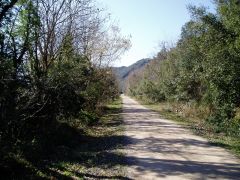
[134,98,240,158]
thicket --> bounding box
[0,0,130,172]
[126,0,240,136]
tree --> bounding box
[0,0,129,163]
[126,1,240,134]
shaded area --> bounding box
[126,157,240,179]
[123,136,240,179]
[2,128,240,179]
[0,103,132,180]
[1,96,240,179]
[123,108,153,114]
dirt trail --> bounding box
[122,95,240,180]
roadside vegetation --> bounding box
[0,0,130,178]
[1,98,127,179]
[126,0,240,156]
[135,99,240,157]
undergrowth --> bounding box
[0,98,128,179]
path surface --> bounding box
[122,95,240,180]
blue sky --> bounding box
[97,0,215,67]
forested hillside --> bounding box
[112,58,150,91]
[127,1,240,137]
[0,0,130,178]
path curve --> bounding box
[122,95,240,180]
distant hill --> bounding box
[112,58,151,92]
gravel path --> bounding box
[122,95,240,180]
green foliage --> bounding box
[0,0,125,178]
[127,2,240,136]
[79,110,99,125]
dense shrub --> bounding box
[126,0,240,136]
[0,0,128,165]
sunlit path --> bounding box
[122,95,240,180]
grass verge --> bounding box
[134,98,240,158]
[0,98,128,179]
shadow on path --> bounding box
[122,95,240,179]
